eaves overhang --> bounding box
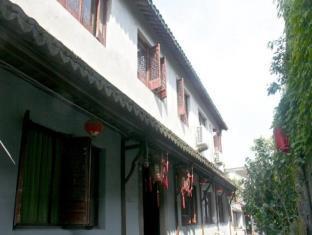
[133,0,228,131]
[0,0,234,190]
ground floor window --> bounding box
[203,191,214,224]
[14,112,99,227]
[217,194,226,223]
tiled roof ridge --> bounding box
[137,0,228,130]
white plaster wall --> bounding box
[0,69,121,235]
[9,0,220,161]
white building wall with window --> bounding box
[9,0,222,161]
[0,68,122,235]
[1,1,231,235]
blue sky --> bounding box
[153,0,284,167]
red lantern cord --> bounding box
[161,155,169,190]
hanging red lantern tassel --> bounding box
[161,156,169,190]
[273,128,289,153]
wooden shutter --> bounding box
[177,78,186,116]
[137,38,149,84]
[96,0,107,45]
[157,57,167,99]
[213,132,222,153]
[60,137,95,227]
[14,113,63,226]
[148,43,161,90]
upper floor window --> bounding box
[177,78,189,123]
[198,111,207,127]
[213,130,222,153]
[137,35,167,99]
[58,0,107,45]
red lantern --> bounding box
[84,120,104,137]
[273,128,289,153]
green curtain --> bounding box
[20,126,60,225]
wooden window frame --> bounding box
[177,78,190,124]
[217,194,226,223]
[184,93,190,122]
[203,191,214,224]
[14,113,99,228]
[137,36,150,86]
[58,0,96,33]
[58,0,107,45]
[137,34,167,99]
[213,130,223,153]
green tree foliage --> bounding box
[243,138,298,234]
[270,0,312,161]
[259,0,312,232]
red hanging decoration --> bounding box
[274,128,290,153]
[161,155,169,190]
[84,119,104,137]
[180,168,194,209]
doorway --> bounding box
[142,166,160,235]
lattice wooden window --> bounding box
[137,36,167,99]
[158,57,167,99]
[137,37,150,85]
[177,78,189,123]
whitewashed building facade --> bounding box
[0,0,235,234]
